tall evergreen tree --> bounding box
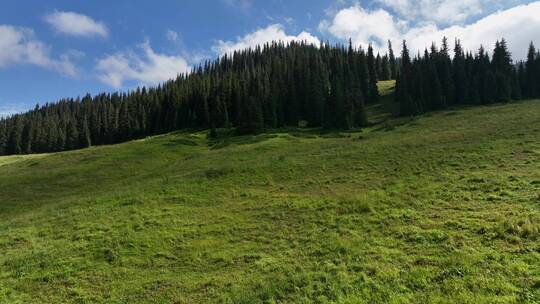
[237,93,263,135]
[367,44,380,103]
[388,40,397,79]
[380,55,390,81]
[66,117,79,150]
[375,53,383,80]
[526,42,538,97]
[396,41,416,116]
[492,39,513,101]
[439,37,455,107]
[453,39,468,105]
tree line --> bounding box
[0,40,398,155]
[395,38,540,116]
[1,37,539,155]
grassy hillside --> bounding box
[1,98,540,303]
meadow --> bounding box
[1,91,540,302]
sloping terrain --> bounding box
[1,99,540,303]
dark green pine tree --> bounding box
[410,57,425,114]
[453,39,469,105]
[367,44,380,103]
[526,42,538,97]
[439,37,455,106]
[396,41,416,116]
[66,117,79,150]
[308,54,327,127]
[53,120,65,152]
[21,120,33,154]
[8,116,24,154]
[380,55,390,81]
[511,67,522,100]
[426,52,444,110]
[118,101,131,141]
[0,121,7,155]
[388,40,397,79]
[517,62,527,97]
[332,53,347,129]
[237,95,264,135]
[375,53,383,80]
[357,46,370,103]
[491,39,512,102]
[476,45,491,104]
[484,70,497,104]
[537,50,540,98]
[348,44,367,127]
[79,115,92,148]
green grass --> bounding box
[377,80,396,96]
[369,80,397,124]
[0,154,49,167]
[1,99,540,303]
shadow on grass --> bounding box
[162,138,199,147]
[372,117,419,132]
[209,134,280,150]
[206,127,366,150]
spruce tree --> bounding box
[526,42,538,97]
[237,94,263,135]
[492,39,512,102]
[439,37,455,107]
[427,59,444,110]
[396,41,415,116]
[453,39,468,104]
[66,118,79,150]
[79,115,92,148]
[8,116,24,154]
[388,40,397,79]
[517,62,526,97]
[511,67,522,100]
[357,47,370,103]
[21,121,33,154]
[375,53,383,81]
[367,44,380,103]
[380,55,390,81]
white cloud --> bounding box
[166,30,179,42]
[319,6,402,50]
[320,1,540,60]
[0,25,77,76]
[0,103,28,118]
[213,24,320,55]
[376,0,529,25]
[404,2,540,59]
[45,11,108,38]
[96,41,191,88]
[377,0,484,25]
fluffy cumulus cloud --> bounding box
[96,41,191,88]
[319,6,402,50]
[0,25,77,76]
[45,11,108,38]
[320,1,540,59]
[405,2,540,58]
[376,0,485,25]
[213,24,320,55]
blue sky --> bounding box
[1,0,539,116]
